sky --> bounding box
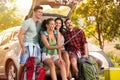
[15,0,32,16]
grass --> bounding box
[99,51,120,80]
[99,74,105,80]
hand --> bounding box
[83,55,88,58]
[21,47,26,56]
[56,26,60,30]
[58,57,64,64]
[57,45,63,49]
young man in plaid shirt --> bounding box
[63,18,89,79]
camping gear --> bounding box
[77,56,99,80]
[21,57,46,80]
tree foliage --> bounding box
[0,0,22,32]
[71,0,120,49]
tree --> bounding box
[71,0,120,49]
[0,0,22,32]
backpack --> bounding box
[77,56,99,80]
[39,30,57,49]
[21,57,46,80]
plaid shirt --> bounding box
[63,28,87,55]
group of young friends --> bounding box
[18,5,89,80]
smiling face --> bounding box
[33,6,43,20]
[55,19,62,30]
[65,19,73,31]
[34,9,43,19]
[46,20,55,31]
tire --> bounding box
[6,61,17,80]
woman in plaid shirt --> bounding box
[63,18,89,79]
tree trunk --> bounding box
[97,22,103,49]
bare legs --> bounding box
[55,59,67,80]
[70,58,79,78]
[43,58,57,80]
[44,58,67,80]
[62,50,72,78]
[18,64,24,80]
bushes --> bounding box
[114,44,120,50]
[106,51,120,67]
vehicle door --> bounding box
[0,31,12,73]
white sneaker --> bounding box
[70,78,75,80]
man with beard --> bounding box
[63,18,89,79]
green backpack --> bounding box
[77,56,99,80]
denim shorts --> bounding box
[20,46,41,64]
[42,53,59,62]
[20,46,30,64]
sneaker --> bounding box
[70,78,75,80]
